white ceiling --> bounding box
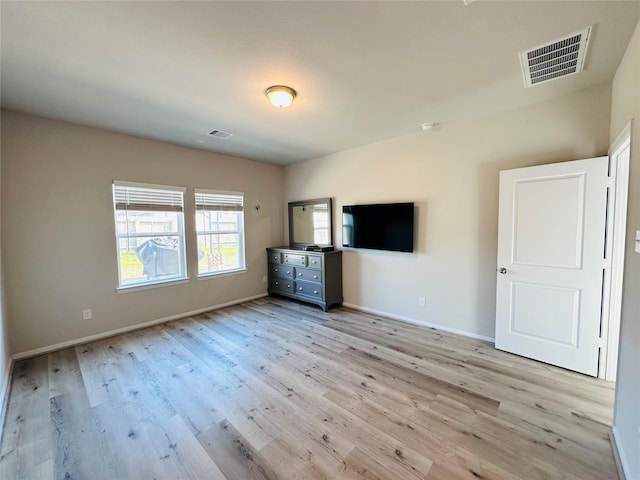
[1,1,638,165]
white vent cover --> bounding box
[208,129,233,140]
[519,26,591,87]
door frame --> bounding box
[599,122,632,381]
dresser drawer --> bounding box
[295,267,321,283]
[283,253,307,266]
[269,251,283,264]
[270,264,294,279]
[306,255,322,270]
[269,278,294,293]
[295,281,323,299]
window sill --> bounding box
[197,268,247,281]
[116,277,190,294]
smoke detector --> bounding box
[519,26,591,87]
[420,122,440,132]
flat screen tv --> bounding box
[342,202,414,252]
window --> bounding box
[195,189,245,276]
[312,203,330,244]
[113,181,187,289]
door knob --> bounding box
[498,267,507,274]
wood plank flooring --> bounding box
[0,297,618,479]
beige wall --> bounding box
[1,110,284,354]
[285,83,611,339]
[610,18,640,480]
[0,142,11,415]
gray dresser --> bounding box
[267,247,343,311]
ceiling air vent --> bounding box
[208,129,233,140]
[519,26,591,87]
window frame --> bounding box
[113,181,189,291]
[194,188,246,278]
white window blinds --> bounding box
[114,181,185,212]
[195,190,244,212]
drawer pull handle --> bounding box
[274,268,278,272]
[298,287,303,291]
[275,281,279,285]
[287,284,291,288]
[313,275,318,279]
[286,270,291,274]
[298,273,303,277]
[313,290,318,294]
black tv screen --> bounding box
[342,202,414,252]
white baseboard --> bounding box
[342,302,495,343]
[0,355,15,446]
[12,293,268,361]
[610,427,630,480]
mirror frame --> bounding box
[288,197,333,249]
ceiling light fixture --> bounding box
[265,85,297,108]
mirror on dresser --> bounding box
[288,198,333,249]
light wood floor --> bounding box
[0,297,617,479]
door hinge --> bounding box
[603,259,612,269]
[597,337,606,348]
[606,177,616,188]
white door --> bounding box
[495,157,608,376]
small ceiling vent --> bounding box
[208,129,233,140]
[519,26,591,87]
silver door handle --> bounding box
[498,267,507,274]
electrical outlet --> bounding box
[83,309,92,320]
[418,297,426,307]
